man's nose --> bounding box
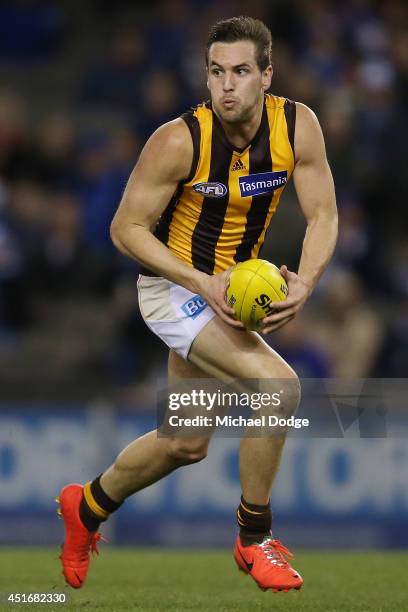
[223,72,235,91]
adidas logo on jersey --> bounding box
[232,159,246,171]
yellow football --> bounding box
[226,259,288,330]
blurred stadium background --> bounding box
[0,0,407,557]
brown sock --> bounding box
[237,495,272,546]
[79,474,123,531]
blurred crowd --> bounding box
[0,0,407,399]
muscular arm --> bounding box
[261,103,338,333]
[110,118,240,326]
[110,119,207,293]
[293,102,338,289]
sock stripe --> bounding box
[240,501,266,515]
[83,482,110,520]
[237,496,272,544]
[237,510,245,526]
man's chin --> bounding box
[217,107,246,124]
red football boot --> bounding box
[234,535,303,592]
[57,484,103,589]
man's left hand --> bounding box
[260,265,312,335]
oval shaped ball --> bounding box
[226,259,288,330]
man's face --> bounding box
[207,40,272,124]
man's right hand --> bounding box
[196,269,244,329]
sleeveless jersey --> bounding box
[153,94,296,275]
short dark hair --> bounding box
[206,16,272,72]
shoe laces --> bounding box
[90,532,104,556]
[259,537,294,568]
[68,531,105,563]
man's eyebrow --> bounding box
[209,61,251,68]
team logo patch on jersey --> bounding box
[181,295,208,319]
[239,171,288,197]
[193,182,228,198]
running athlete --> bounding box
[58,16,337,593]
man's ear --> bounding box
[262,65,273,91]
[206,67,210,90]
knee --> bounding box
[277,369,301,417]
[260,364,301,418]
[166,438,209,465]
[284,368,301,403]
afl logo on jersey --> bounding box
[193,182,228,198]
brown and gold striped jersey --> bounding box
[153,94,296,275]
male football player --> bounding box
[58,16,337,593]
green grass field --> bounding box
[0,548,406,611]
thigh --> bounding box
[189,316,297,380]
[168,349,213,381]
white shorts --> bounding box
[137,275,216,359]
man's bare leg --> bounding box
[238,437,286,505]
[58,350,212,589]
[188,316,303,591]
[100,352,211,501]
[188,317,300,507]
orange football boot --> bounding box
[234,535,303,592]
[56,484,103,588]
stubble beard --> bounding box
[217,102,253,125]
[215,92,263,126]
